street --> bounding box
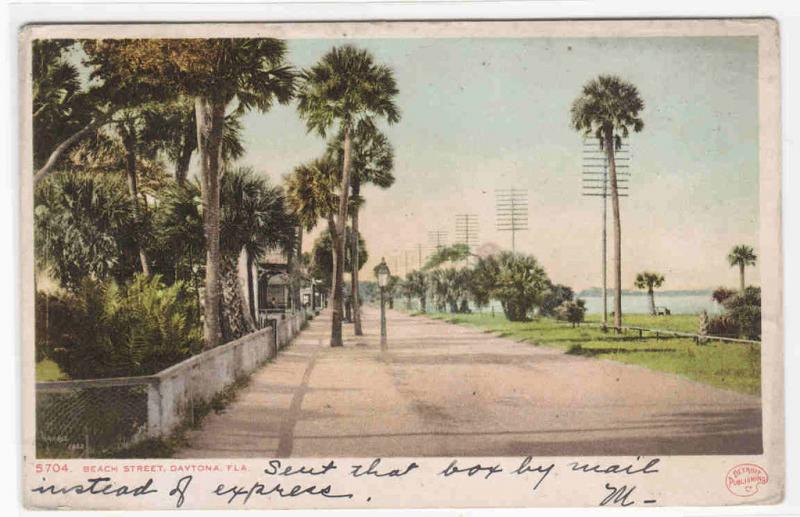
[175,307,762,458]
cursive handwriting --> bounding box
[511,456,555,491]
[439,460,503,479]
[265,460,337,476]
[31,477,157,498]
[213,481,354,505]
[350,458,419,478]
[568,457,660,475]
[169,475,192,508]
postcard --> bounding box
[20,18,782,510]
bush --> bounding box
[471,252,550,321]
[38,274,202,379]
[555,299,587,327]
[540,284,574,317]
[705,287,761,340]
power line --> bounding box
[495,188,528,252]
[455,214,479,266]
[428,230,448,250]
[581,137,632,326]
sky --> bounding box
[228,35,759,291]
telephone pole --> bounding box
[428,230,448,250]
[581,137,631,326]
[455,214,479,266]
[495,189,528,252]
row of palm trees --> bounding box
[33,38,400,350]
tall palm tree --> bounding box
[86,39,296,349]
[634,271,665,316]
[728,245,757,291]
[296,45,400,347]
[328,126,395,335]
[571,75,645,329]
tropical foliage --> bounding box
[570,75,645,328]
[727,245,757,292]
[634,271,666,316]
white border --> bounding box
[3,2,799,517]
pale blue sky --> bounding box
[235,36,759,290]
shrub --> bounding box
[540,284,574,317]
[471,252,550,321]
[706,314,739,338]
[39,274,202,379]
[723,287,761,340]
[555,299,587,327]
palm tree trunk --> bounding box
[122,126,151,276]
[351,179,363,336]
[605,130,623,330]
[739,263,746,291]
[175,116,195,186]
[220,254,255,341]
[648,287,656,315]
[330,127,353,347]
[195,96,225,350]
[246,249,256,322]
[33,113,112,185]
[329,216,344,347]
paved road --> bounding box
[175,306,761,458]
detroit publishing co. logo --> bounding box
[726,464,769,497]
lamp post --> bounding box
[376,257,391,348]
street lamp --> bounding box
[376,257,391,348]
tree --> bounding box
[403,270,428,312]
[85,39,296,349]
[712,286,736,305]
[328,126,395,336]
[555,299,587,327]
[727,245,757,292]
[540,283,575,317]
[310,228,368,292]
[634,271,665,316]
[571,75,645,329]
[32,39,118,184]
[297,44,400,347]
[472,252,550,321]
[220,167,297,340]
[34,171,140,290]
[422,243,471,271]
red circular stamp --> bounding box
[726,463,769,497]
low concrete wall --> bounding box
[35,309,310,455]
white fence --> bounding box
[36,309,311,457]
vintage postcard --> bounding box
[20,18,782,510]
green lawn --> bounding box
[585,312,699,333]
[36,359,68,381]
[427,312,760,396]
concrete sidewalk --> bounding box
[175,306,761,458]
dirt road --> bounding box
[176,306,761,458]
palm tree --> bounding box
[220,167,296,340]
[634,271,665,315]
[86,39,296,349]
[296,45,400,347]
[571,75,645,329]
[403,270,428,312]
[728,245,757,291]
[328,126,395,335]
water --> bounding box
[580,294,723,315]
[402,294,723,315]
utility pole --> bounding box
[417,244,423,269]
[428,230,448,251]
[455,214,479,266]
[495,189,528,252]
[581,137,631,327]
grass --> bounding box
[36,358,68,381]
[585,312,699,333]
[427,312,760,396]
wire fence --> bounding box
[36,379,154,457]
